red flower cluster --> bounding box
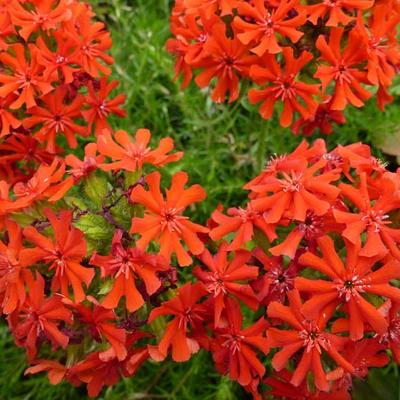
[167,0,400,133]
[0,0,126,185]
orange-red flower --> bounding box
[211,299,269,387]
[193,243,259,326]
[314,28,372,110]
[297,236,400,340]
[148,282,207,362]
[306,0,374,27]
[0,44,54,109]
[90,230,170,312]
[209,203,277,250]
[194,24,257,103]
[250,158,340,224]
[23,209,94,303]
[0,220,34,314]
[8,274,73,361]
[130,171,208,266]
[249,47,320,127]
[9,0,72,41]
[334,172,400,259]
[233,0,306,56]
[23,87,88,152]
[98,129,183,172]
[268,290,354,391]
[82,78,126,135]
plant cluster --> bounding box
[2,1,400,400]
[167,0,400,133]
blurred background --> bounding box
[1,0,400,398]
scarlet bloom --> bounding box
[13,158,74,204]
[8,274,73,361]
[69,332,149,397]
[249,48,320,127]
[268,290,354,391]
[250,158,340,224]
[264,370,351,400]
[9,0,72,41]
[291,97,346,136]
[23,87,88,152]
[250,248,298,305]
[25,360,69,386]
[211,299,269,387]
[193,243,259,326]
[98,129,183,172]
[379,301,400,363]
[0,43,54,109]
[314,28,372,111]
[194,24,257,103]
[296,236,400,340]
[65,142,103,180]
[148,282,207,362]
[35,33,79,84]
[23,209,94,303]
[0,94,21,137]
[209,203,277,250]
[183,0,237,17]
[90,230,170,312]
[0,220,34,314]
[73,299,127,361]
[306,0,374,27]
[130,171,208,266]
[334,172,400,259]
[71,17,114,77]
[233,0,306,56]
[82,78,126,135]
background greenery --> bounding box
[1,0,400,398]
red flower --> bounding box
[23,87,88,152]
[379,300,400,363]
[314,28,371,110]
[264,370,351,400]
[334,172,400,259]
[73,299,127,361]
[130,171,208,266]
[306,0,374,27]
[297,236,400,340]
[0,220,34,314]
[0,44,54,109]
[250,158,340,224]
[35,33,80,84]
[194,24,257,103]
[69,332,149,397]
[8,274,73,361]
[23,209,94,303]
[82,78,126,135]
[193,243,259,326]
[25,360,69,385]
[97,128,183,172]
[250,248,299,305]
[209,203,277,250]
[248,48,320,127]
[211,298,269,387]
[9,0,71,41]
[13,158,74,203]
[148,282,207,362]
[69,17,114,77]
[233,0,306,56]
[268,290,354,391]
[90,230,170,312]
[65,143,103,180]
[183,0,237,17]
[291,97,346,136]
[0,94,21,137]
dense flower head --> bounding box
[167,0,400,131]
[0,0,125,188]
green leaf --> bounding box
[83,173,109,207]
[75,214,114,241]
